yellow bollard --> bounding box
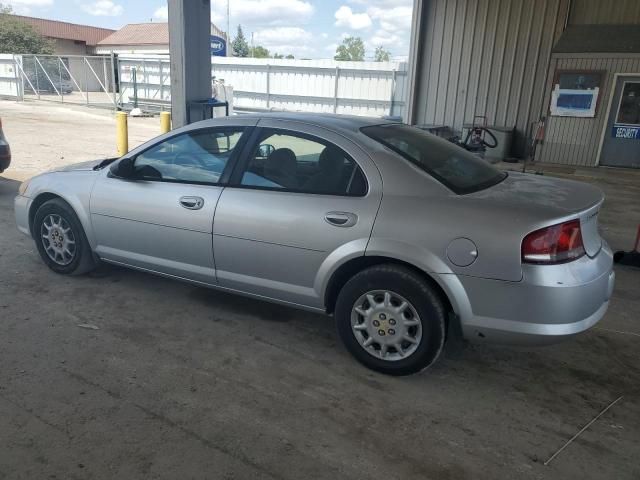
[160,111,171,134]
[116,111,128,156]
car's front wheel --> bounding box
[33,198,96,275]
[335,264,446,376]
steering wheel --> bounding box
[464,127,498,149]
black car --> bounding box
[0,118,11,173]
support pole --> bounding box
[168,0,212,127]
[116,111,128,156]
[110,52,117,110]
[160,111,171,134]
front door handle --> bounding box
[325,211,358,227]
[179,196,204,210]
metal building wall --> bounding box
[535,54,640,166]
[568,0,640,25]
[412,0,569,157]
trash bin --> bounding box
[462,124,514,162]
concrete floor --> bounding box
[1,101,639,479]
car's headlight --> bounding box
[18,179,31,196]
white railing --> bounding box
[0,54,19,98]
[117,55,408,118]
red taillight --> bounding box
[522,219,585,264]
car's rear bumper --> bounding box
[442,242,615,345]
[14,194,32,236]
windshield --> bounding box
[362,124,507,194]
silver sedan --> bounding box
[15,113,615,375]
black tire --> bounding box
[335,264,446,376]
[33,198,96,275]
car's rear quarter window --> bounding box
[361,124,507,194]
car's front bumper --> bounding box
[442,242,615,345]
[14,194,32,237]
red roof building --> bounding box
[10,15,115,55]
[96,22,226,55]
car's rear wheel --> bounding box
[335,264,446,376]
[33,198,96,275]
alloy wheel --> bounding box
[40,213,76,266]
[351,290,422,361]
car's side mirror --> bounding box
[110,157,135,179]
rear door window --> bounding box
[238,130,368,196]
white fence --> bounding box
[0,54,19,98]
[3,53,409,119]
[118,55,408,118]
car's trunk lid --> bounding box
[496,172,603,257]
[468,171,604,257]
[579,202,602,257]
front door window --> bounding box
[134,128,245,183]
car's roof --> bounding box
[199,112,399,133]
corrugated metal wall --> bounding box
[413,0,569,157]
[568,0,640,25]
[535,54,640,166]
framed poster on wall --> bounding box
[550,70,604,117]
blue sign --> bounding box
[210,35,226,56]
[612,125,640,139]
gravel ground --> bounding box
[0,101,639,480]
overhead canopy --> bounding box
[553,25,640,54]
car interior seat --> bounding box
[303,146,345,193]
[265,148,298,188]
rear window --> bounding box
[361,124,507,194]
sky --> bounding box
[2,0,414,60]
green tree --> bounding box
[252,45,270,58]
[272,52,283,59]
[232,25,249,57]
[334,36,365,61]
[0,3,54,54]
[374,46,391,62]
[285,54,294,59]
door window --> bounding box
[134,128,245,184]
[616,82,640,126]
[239,130,367,196]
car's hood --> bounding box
[468,171,604,217]
[50,158,115,173]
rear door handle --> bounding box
[325,211,358,227]
[179,196,204,210]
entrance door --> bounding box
[600,77,640,168]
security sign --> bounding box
[210,35,226,57]
[612,125,640,139]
